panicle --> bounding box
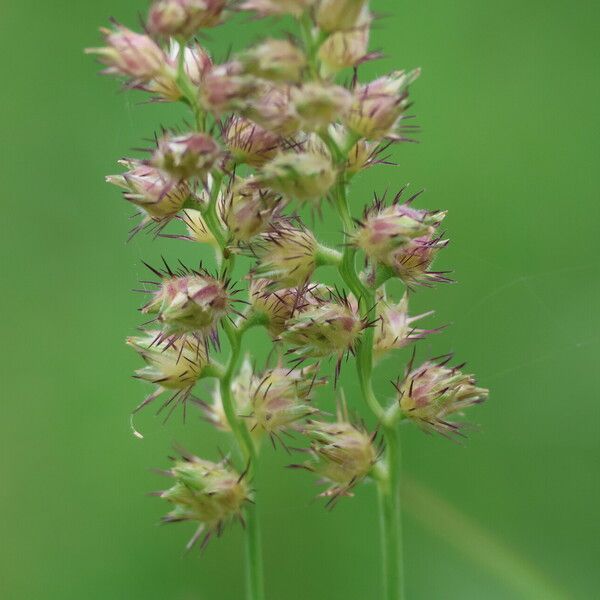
[90,0,491,567]
[86,23,168,82]
[147,0,227,37]
[106,159,189,222]
[374,292,435,357]
[249,221,319,287]
[396,357,489,437]
[141,266,232,337]
[239,39,306,83]
[291,82,352,131]
[224,116,281,167]
[256,149,337,203]
[297,414,378,504]
[159,451,250,548]
[346,69,420,140]
[151,132,221,180]
[352,192,446,264]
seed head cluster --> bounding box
[88,0,488,560]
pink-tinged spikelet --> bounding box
[199,62,261,115]
[147,0,226,37]
[290,403,380,507]
[291,82,353,131]
[256,149,337,203]
[176,208,219,246]
[395,355,489,437]
[139,40,213,101]
[151,132,221,180]
[169,40,212,86]
[127,332,207,416]
[374,292,438,358]
[390,234,451,288]
[245,361,324,440]
[346,70,420,140]
[318,10,372,75]
[328,125,395,174]
[249,280,331,337]
[223,116,282,167]
[140,262,240,339]
[281,289,369,381]
[239,39,306,83]
[352,189,446,265]
[199,356,325,445]
[158,449,251,551]
[86,23,168,82]
[316,0,367,32]
[248,220,319,287]
[220,180,284,242]
[242,84,301,136]
[106,160,189,235]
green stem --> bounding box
[220,320,255,461]
[202,171,226,253]
[199,170,265,600]
[244,502,265,600]
[315,243,342,268]
[379,426,405,600]
[220,318,265,600]
[334,182,386,421]
[334,184,366,298]
[334,178,404,598]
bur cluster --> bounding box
[88,0,488,578]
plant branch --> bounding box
[198,166,265,600]
[378,426,405,600]
[220,317,265,600]
[333,176,404,598]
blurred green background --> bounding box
[1,0,599,598]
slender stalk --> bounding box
[200,171,266,600]
[334,178,404,598]
[203,171,226,256]
[334,182,386,422]
[221,319,265,600]
[244,502,265,600]
[379,426,404,600]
